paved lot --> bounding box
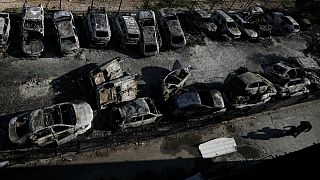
[2,98,320,180]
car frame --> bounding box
[53,10,80,55]
[95,75,138,109]
[156,8,186,48]
[262,62,311,97]
[171,89,226,118]
[0,12,10,53]
[111,97,162,129]
[111,13,140,49]
[186,8,217,37]
[211,10,241,39]
[229,13,258,40]
[20,3,45,57]
[84,6,111,47]
[136,10,161,56]
[224,69,277,109]
[9,101,93,146]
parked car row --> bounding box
[8,55,320,147]
[0,4,310,57]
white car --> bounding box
[9,101,93,146]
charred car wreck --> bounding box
[96,75,137,109]
[21,4,44,57]
[9,101,93,146]
[156,8,186,48]
[262,62,310,97]
[162,61,191,101]
[0,12,10,53]
[224,69,277,109]
[171,89,226,118]
[112,13,140,49]
[109,97,162,129]
[186,8,217,37]
[84,6,111,47]
[53,10,80,55]
[137,10,161,57]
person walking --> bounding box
[284,121,312,138]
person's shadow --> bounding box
[243,127,287,140]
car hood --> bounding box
[244,29,258,38]
[142,26,157,45]
[72,102,94,125]
[203,22,217,32]
[228,28,241,36]
[22,38,44,55]
[167,20,184,36]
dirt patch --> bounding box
[19,78,52,99]
[160,133,202,156]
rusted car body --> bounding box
[53,11,80,55]
[229,13,258,40]
[21,4,44,57]
[112,13,140,48]
[246,6,272,38]
[88,57,125,89]
[137,10,161,56]
[262,62,310,97]
[0,12,10,53]
[211,10,241,39]
[96,75,137,109]
[171,90,226,117]
[9,101,93,146]
[162,65,191,101]
[288,57,320,88]
[156,8,186,48]
[186,8,217,36]
[84,6,111,47]
[224,70,277,108]
[111,97,162,129]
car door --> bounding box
[30,127,55,146]
[51,125,75,145]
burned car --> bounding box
[186,8,217,36]
[288,57,320,88]
[229,13,258,40]
[111,13,140,49]
[78,57,126,93]
[162,62,191,101]
[110,97,162,129]
[53,11,80,55]
[211,10,241,39]
[95,75,137,109]
[156,8,186,48]
[224,69,277,109]
[246,6,272,38]
[84,6,111,47]
[265,12,300,34]
[262,62,310,97]
[0,12,10,53]
[9,101,93,146]
[136,10,161,56]
[20,4,44,57]
[171,90,226,118]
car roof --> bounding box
[194,9,211,18]
[94,13,109,31]
[138,10,154,20]
[159,8,176,17]
[215,10,234,22]
[285,16,299,25]
[54,11,73,20]
[0,17,5,35]
[122,15,140,34]
[176,91,202,109]
[237,72,266,85]
[119,98,151,119]
[24,5,43,20]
